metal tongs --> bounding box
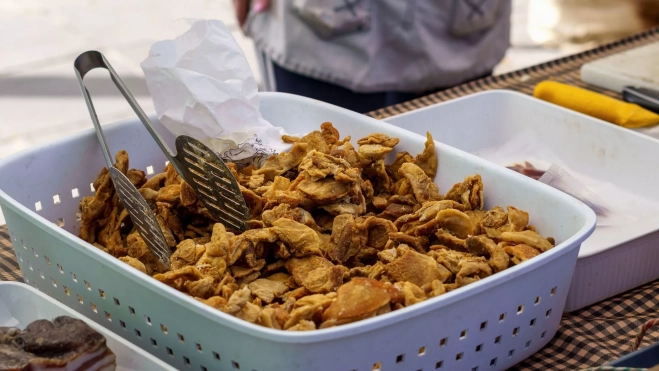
[74,50,250,269]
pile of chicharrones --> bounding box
[77,123,555,331]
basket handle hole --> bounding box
[71,188,80,198]
[53,194,61,204]
[35,201,42,211]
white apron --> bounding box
[245,0,511,93]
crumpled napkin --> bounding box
[141,19,292,167]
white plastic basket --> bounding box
[0,92,595,371]
[383,90,659,312]
[0,281,176,371]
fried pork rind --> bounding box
[456,258,492,287]
[286,256,346,294]
[501,230,554,252]
[248,279,289,304]
[466,235,510,273]
[271,219,321,257]
[255,143,309,180]
[444,175,484,211]
[385,249,452,286]
[504,243,541,265]
[321,278,401,328]
[398,163,441,204]
[394,281,427,306]
[78,123,556,332]
[327,214,362,263]
[118,256,147,274]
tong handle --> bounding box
[74,51,184,175]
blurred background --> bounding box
[0,0,657,225]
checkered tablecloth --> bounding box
[3,27,659,371]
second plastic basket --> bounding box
[0,92,596,371]
[0,281,176,371]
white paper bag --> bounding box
[141,19,292,167]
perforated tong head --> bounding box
[74,50,251,268]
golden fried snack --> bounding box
[77,122,556,331]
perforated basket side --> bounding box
[2,200,579,371]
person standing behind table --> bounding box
[234,0,512,113]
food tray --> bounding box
[0,281,176,370]
[384,89,659,312]
[607,341,659,368]
[0,92,595,371]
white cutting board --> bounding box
[580,40,659,92]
